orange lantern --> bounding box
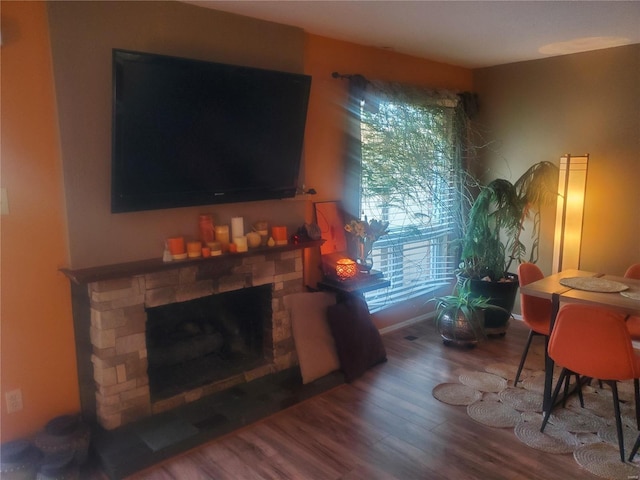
[336,258,357,280]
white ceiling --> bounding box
[187,1,640,68]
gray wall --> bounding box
[47,1,308,268]
[474,45,640,277]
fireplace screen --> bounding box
[145,285,271,401]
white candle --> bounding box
[233,236,248,253]
[231,217,244,239]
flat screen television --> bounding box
[111,49,312,213]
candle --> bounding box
[198,214,215,244]
[233,236,248,253]
[215,225,230,252]
[246,232,261,248]
[231,217,244,240]
[201,246,211,258]
[272,226,288,245]
[207,241,222,256]
[187,241,202,258]
[167,236,185,255]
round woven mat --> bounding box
[432,383,483,406]
[575,432,602,445]
[467,398,521,428]
[559,277,629,293]
[484,362,522,381]
[459,372,507,393]
[548,408,606,433]
[573,443,639,479]
[597,424,638,453]
[520,372,547,394]
[615,380,636,403]
[566,392,614,419]
[498,387,543,412]
[514,418,580,454]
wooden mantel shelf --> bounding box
[60,239,323,285]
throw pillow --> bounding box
[284,291,340,384]
[326,296,387,382]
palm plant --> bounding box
[458,161,559,281]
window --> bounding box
[354,83,468,312]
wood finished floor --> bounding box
[87,318,603,480]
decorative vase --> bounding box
[356,238,374,273]
[438,309,485,347]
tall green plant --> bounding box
[459,161,559,280]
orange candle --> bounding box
[272,226,288,245]
[167,237,185,255]
[187,241,202,258]
[336,258,357,279]
[215,225,230,252]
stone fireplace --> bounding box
[63,245,316,431]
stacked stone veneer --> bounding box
[88,250,304,430]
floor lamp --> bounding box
[552,154,589,274]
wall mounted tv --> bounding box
[111,49,312,213]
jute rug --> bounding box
[432,344,640,479]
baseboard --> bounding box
[379,312,523,335]
[379,313,433,335]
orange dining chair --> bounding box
[540,304,640,463]
[514,263,552,386]
[624,263,640,340]
[624,263,640,461]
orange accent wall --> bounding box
[0,7,472,443]
[1,2,79,441]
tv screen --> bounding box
[111,49,312,213]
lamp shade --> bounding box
[552,154,588,273]
[336,258,357,280]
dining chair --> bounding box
[623,264,640,341]
[625,263,640,280]
[514,263,552,386]
[623,263,640,462]
[540,304,640,462]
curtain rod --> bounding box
[331,72,368,82]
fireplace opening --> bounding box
[145,285,272,401]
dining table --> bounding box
[519,268,640,414]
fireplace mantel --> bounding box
[61,239,323,284]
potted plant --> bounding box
[457,161,559,334]
[430,280,507,347]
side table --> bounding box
[317,270,390,300]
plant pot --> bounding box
[457,273,518,335]
[437,309,485,347]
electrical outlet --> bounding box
[6,389,23,413]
